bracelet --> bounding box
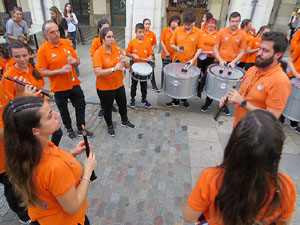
[81,177,91,183]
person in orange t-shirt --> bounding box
[160,15,180,88]
[238,19,254,69]
[37,21,93,140]
[220,32,291,127]
[213,11,246,116]
[290,28,300,53]
[166,12,203,108]
[244,25,271,71]
[0,43,11,75]
[126,23,153,109]
[183,110,296,225]
[93,27,134,137]
[143,18,159,92]
[200,12,213,31]
[3,96,97,225]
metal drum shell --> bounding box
[131,62,152,82]
[204,64,244,101]
[282,78,300,122]
[163,63,201,99]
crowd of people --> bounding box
[0,3,298,225]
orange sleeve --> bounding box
[197,31,203,49]
[266,77,291,111]
[147,41,153,56]
[214,31,222,46]
[90,37,100,57]
[1,70,17,96]
[160,28,166,41]
[92,49,103,68]
[290,30,300,52]
[152,32,157,46]
[240,33,247,50]
[37,47,48,69]
[48,162,76,197]
[248,37,255,49]
[279,173,296,219]
[125,40,132,54]
[187,169,213,212]
[170,29,177,46]
[291,45,300,59]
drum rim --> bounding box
[164,62,200,79]
[132,62,153,75]
[208,63,245,80]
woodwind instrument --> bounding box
[81,124,97,181]
[0,74,55,98]
[117,47,126,79]
[63,48,75,81]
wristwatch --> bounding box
[111,67,115,73]
[241,100,247,108]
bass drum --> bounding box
[282,78,300,122]
[163,62,201,99]
[204,64,244,101]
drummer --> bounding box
[213,11,247,116]
[126,23,153,109]
[200,12,213,31]
[165,12,203,108]
[160,15,180,87]
[238,19,254,69]
[279,43,300,134]
[197,18,218,112]
[219,32,291,127]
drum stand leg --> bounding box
[161,69,164,89]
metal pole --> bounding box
[250,0,258,21]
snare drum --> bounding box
[204,64,244,101]
[282,78,300,122]
[131,63,152,82]
[163,63,201,99]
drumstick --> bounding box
[117,47,126,79]
[228,67,232,76]
[136,57,155,63]
[213,81,238,121]
[181,62,191,73]
[219,63,227,74]
[81,124,97,181]
[63,48,75,81]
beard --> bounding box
[254,54,274,68]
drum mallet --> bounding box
[181,62,191,73]
[219,64,226,74]
[228,67,232,75]
[213,82,238,121]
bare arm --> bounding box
[40,64,72,77]
[287,56,300,79]
[246,46,259,54]
[230,49,245,65]
[183,204,202,223]
[94,58,129,78]
[160,40,170,57]
[213,44,224,66]
[187,48,202,65]
[7,34,18,41]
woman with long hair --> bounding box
[63,3,78,49]
[0,40,63,146]
[183,110,296,225]
[93,27,135,136]
[3,96,97,225]
[50,6,68,38]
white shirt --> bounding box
[63,12,78,33]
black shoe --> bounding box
[289,123,298,130]
[130,98,135,108]
[98,109,104,119]
[108,126,115,137]
[152,87,160,93]
[201,105,208,112]
[295,126,300,135]
[165,101,179,107]
[223,106,231,116]
[112,105,118,112]
[67,128,77,140]
[141,100,152,109]
[77,129,94,138]
[121,121,135,128]
[19,219,32,224]
[182,101,190,108]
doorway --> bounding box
[110,0,126,27]
[70,0,90,24]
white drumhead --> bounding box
[164,63,200,79]
[208,64,244,80]
[132,63,152,75]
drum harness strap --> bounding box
[243,70,262,97]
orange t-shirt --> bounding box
[0,58,14,74]
[28,141,88,225]
[170,26,203,65]
[125,38,153,63]
[240,31,254,63]
[160,27,176,59]
[215,27,247,62]
[37,39,81,92]
[90,35,117,57]
[0,64,45,97]
[0,89,13,174]
[288,45,300,78]
[188,167,296,225]
[201,23,207,31]
[144,30,157,47]
[93,46,125,91]
[246,36,261,63]
[290,29,300,53]
[201,29,218,58]
[234,64,291,127]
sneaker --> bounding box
[129,98,135,108]
[112,105,118,112]
[223,106,231,116]
[108,126,115,137]
[165,101,179,107]
[19,219,32,224]
[152,87,160,93]
[289,124,298,130]
[77,129,94,138]
[121,121,135,128]
[67,129,77,140]
[98,109,104,119]
[182,101,190,108]
[141,100,152,109]
[201,105,208,112]
[295,126,300,135]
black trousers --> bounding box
[0,173,30,221]
[68,31,77,49]
[54,85,86,131]
[97,86,128,127]
[31,214,90,225]
[131,78,147,100]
